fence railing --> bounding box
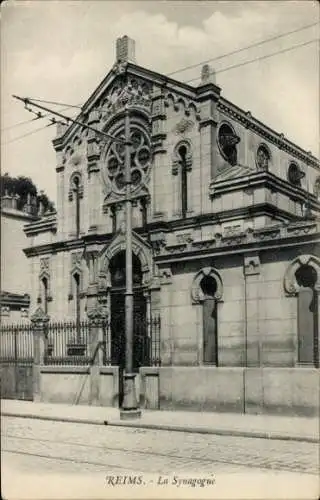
[44,320,92,366]
[0,323,34,363]
[1,315,161,367]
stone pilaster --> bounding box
[197,93,220,214]
[158,267,173,366]
[85,246,100,313]
[87,305,108,405]
[243,253,261,367]
[87,110,101,233]
[31,307,50,402]
[151,85,167,221]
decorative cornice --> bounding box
[209,170,320,212]
[217,98,319,169]
[24,214,57,237]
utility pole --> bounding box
[120,106,141,419]
[13,94,141,419]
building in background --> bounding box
[22,36,320,415]
[0,193,38,323]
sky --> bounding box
[1,0,319,203]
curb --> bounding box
[2,411,318,444]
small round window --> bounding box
[256,145,270,171]
[288,162,305,187]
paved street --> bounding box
[1,416,319,499]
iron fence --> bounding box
[1,314,161,367]
[0,323,34,363]
[44,320,94,366]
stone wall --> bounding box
[150,366,319,416]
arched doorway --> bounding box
[109,251,149,405]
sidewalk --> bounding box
[1,399,319,443]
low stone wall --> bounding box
[40,366,91,405]
[32,364,320,417]
[158,367,244,412]
[1,363,33,401]
[141,366,319,416]
[245,367,319,417]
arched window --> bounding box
[200,275,218,365]
[69,173,83,238]
[172,141,193,219]
[217,123,240,166]
[179,145,188,218]
[191,267,223,366]
[295,265,318,366]
[41,276,49,314]
[284,255,319,367]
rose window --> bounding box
[105,126,151,194]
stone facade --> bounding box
[0,197,37,323]
[23,36,320,414]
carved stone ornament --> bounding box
[191,267,223,304]
[40,257,50,272]
[100,230,152,288]
[159,267,172,285]
[87,305,108,324]
[173,118,194,136]
[100,77,152,123]
[31,307,50,325]
[244,254,260,276]
[284,254,320,296]
[71,251,83,268]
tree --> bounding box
[1,173,55,214]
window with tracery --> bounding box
[105,126,151,195]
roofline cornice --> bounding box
[210,170,320,209]
[218,98,319,168]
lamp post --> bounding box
[120,106,141,419]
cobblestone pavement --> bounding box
[2,416,318,476]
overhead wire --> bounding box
[1,103,81,144]
[5,28,318,146]
[1,122,56,145]
[167,21,319,77]
[184,38,319,84]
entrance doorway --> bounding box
[109,251,149,406]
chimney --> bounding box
[12,194,20,210]
[116,35,136,64]
[2,190,12,209]
[38,199,44,217]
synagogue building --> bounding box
[22,36,320,415]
